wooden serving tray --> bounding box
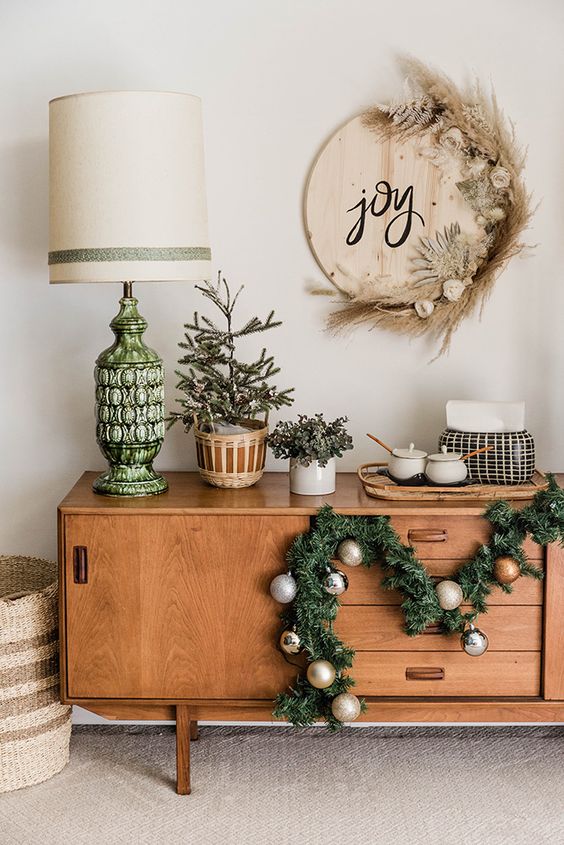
[357,464,549,501]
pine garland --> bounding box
[273,475,564,729]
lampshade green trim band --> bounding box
[48,247,211,265]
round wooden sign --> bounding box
[304,115,480,298]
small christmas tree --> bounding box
[169,273,294,431]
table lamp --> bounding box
[49,91,211,496]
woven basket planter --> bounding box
[194,416,268,488]
[0,556,71,793]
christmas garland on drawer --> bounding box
[271,475,564,730]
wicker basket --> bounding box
[193,416,268,488]
[0,556,71,793]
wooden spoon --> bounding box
[460,445,494,461]
[366,433,394,454]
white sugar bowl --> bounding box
[425,446,468,485]
[388,443,428,481]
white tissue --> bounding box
[446,400,526,433]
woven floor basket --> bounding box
[0,556,71,793]
[194,417,268,488]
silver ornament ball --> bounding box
[323,569,349,596]
[306,659,337,689]
[331,692,362,722]
[336,539,363,567]
[435,579,463,611]
[279,629,302,655]
[461,623,489,656]
[269,573,297,604]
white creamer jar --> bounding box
[387,443,428,481]
[425,445,468,485]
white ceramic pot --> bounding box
[289,458,336,495]
[425,446,468,485]
[387,443,428,480]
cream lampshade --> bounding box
[49,91,210,281]
[48,91,211,497]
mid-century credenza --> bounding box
[58,472,564,793]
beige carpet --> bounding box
[1,726,563,844]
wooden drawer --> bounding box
[353,651,541,697]
[387,516,543,560]
[336,605,542,651]
[341,560,544,606]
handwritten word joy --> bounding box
[346,181,425,248]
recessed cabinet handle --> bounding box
[421,622,443,635]
[73,546,88,584]
[406,667,445,681]
[407,529,448,543]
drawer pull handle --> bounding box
[421,622,443,635]
[73,546,88,584]
[407,529,448,543]
[406,667,445,681]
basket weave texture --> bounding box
[194,417,268,488]
[0,555,71,793]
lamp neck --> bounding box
[123,281,133,298]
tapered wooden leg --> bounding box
[190,720,199,741]
[176,705,191,795]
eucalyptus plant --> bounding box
[168,274,294,431]
[268,414,353,467]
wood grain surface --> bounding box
[304,115,479,297]
[59,472,558,519]
[58,472,563,735]
[335,605,542,652]
[175,705,191,794]
[352,651,540,697]
[340,559,544,606]
[543,541,564,699]
[64,514,306,699]
[78,698,564,724]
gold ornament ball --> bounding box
[336,539,363,567]
[279,629,302,655]
[331,692,361,722]
[461,623,489,656]
[306,659,336,689]
[494,556,521,585]
[323,569,349,596]
[435,579,464,611]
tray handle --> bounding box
[357,463,387,485]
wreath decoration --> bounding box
[319,58,533,356]
[271,476,564,730]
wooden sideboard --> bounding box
[58,472,564,793]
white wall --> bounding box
[1,0,563,722]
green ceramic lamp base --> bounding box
[93,286,168,498]
[93,465,168,497]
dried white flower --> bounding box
[411,223,486,288]
[419,146,449,168]
[440,127,465,152]
[465,157,488,177]
[414,300,435,319]
[442,279,466,302]
[488,206,506,221]
[476,214,488,227]
[490,166,511,189]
